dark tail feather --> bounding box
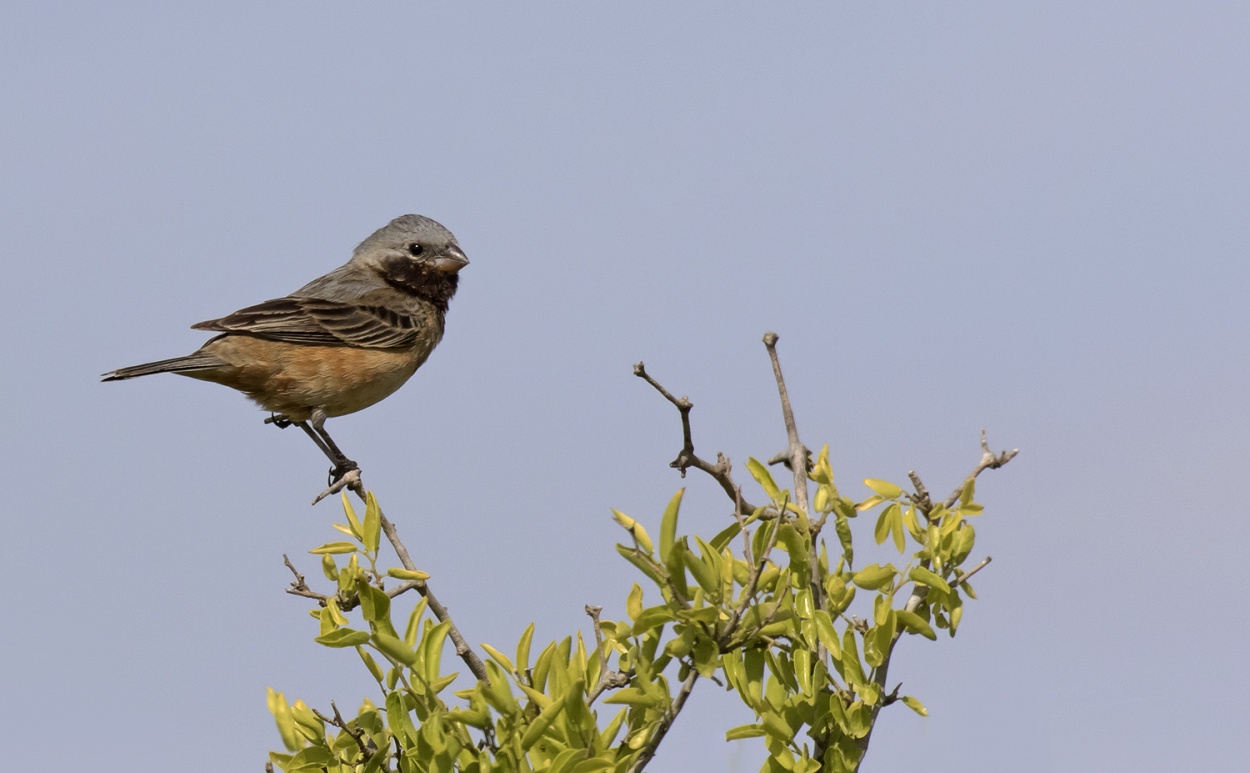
[101,354,222,381]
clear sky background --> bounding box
[2,3,1246,771]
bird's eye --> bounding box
[407,243,424,257]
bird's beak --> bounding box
[429,245,469,273]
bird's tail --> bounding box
[101,354,223,381]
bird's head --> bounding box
[353,214,469,276]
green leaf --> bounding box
[358,646,385,683]
[708,521,743,553]
[372,632,417,666]
[314,628,372,648]
[517,622,535,673]
[420,620,452,684]
[814,610,841,660]
[626,583,643,620]
[341,493,363,539]
[873,503,898,545]
[615,544,665,588]
[358,583,390,623]
[267,688,301,752]
[909,566,951,594]
[895,610,937,640]
[747,457,784,502]
[864,479,903,499]
[520,695,568,751]
[890,504,906,554]
[386,567,429,581]
[611,509,654,554]
[309,541,357,555]
[901,695,928,716]
[481,642,515,674]
[725,724,767,740]
[362,492,382,554]
[855,495,884,511]
[659,488,684,561]
[851,563,896,591]
[809,444,834,486]
[602,688,663,708]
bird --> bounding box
[102,214,469,493]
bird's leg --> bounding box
[309,409,360,482]
[292,421,339,467]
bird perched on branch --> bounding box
[102,214,468,495]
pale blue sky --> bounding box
[3,3,1247,771]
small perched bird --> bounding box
[103,214,468,491]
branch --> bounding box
[585,605,631,705]
[626,668,700,773]
[312,469,363,506]
[762,333,810,518]
[854,433,1014,762]
[312,701,373,760]
[378,510,490,683]
[634,362,757,516]
[943,429,1018,509]
[283,554,328,602]
[952,555,992,588]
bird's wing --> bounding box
[191,297,419,349]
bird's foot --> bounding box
[265,413,294,429]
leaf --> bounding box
[901,695,928,716]
[309,541,357,555]
[890,504,906,554]
[659,488,684,561]
[873,503,898,545]
[851,563,896,591]
[358,583,390,624]
[814,610,841,659]
[267,688,301,752]
[864,479,902,499]
[372,632,417,667]
[358,646,385,683]
[341,493,363,539]
[611,509,654,554]
[725,724,767,740]
[895,610,937,640]
[520,695,569,751]
[747,457,784,502]
[481,642,515,674]
[386,567,430,581]
[362,492,382,554]
[517,623,535,673]
[855,495,884,511]
[626,583,644,620]
[602,688,663,708]
[909,566,951,594]
[809,444,834,486]
[314,628,372,648]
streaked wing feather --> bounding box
[191,297,418,349]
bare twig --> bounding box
[943,429,1018,509]
[312,468,363,505]
[282,553,329,602]
[586,605,631,705]
[626,668,701,773]
[952,556,992,588]
[634,362,758,516]
[313,701,373,760]
[761,333,810,517]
